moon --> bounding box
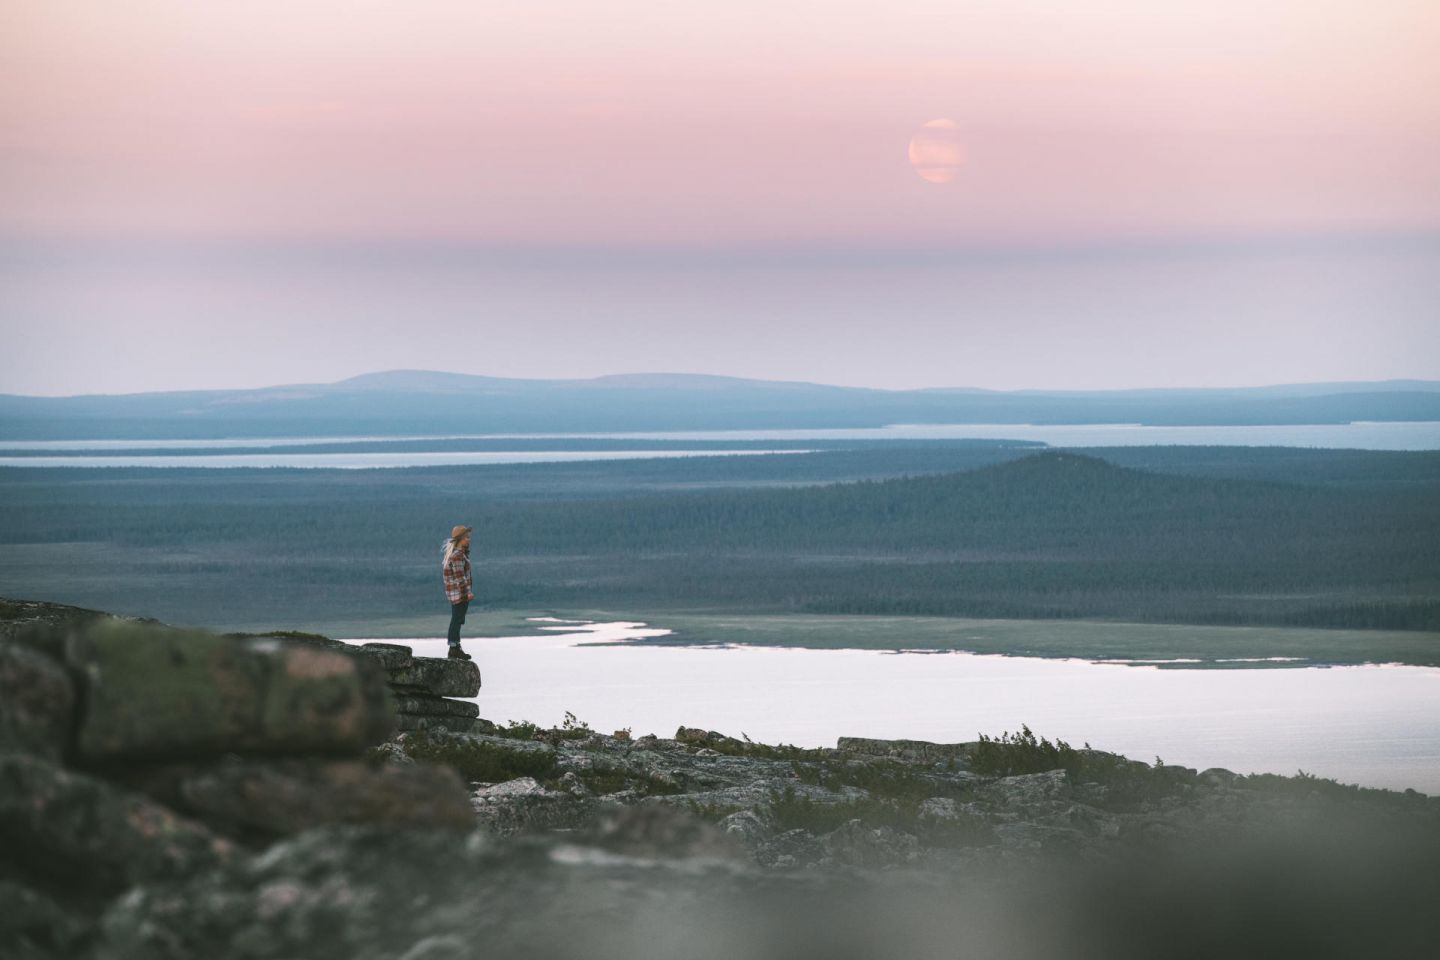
[908,118,965,184]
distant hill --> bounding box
[2,370,1439,439]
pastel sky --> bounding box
[3,1,1439,395]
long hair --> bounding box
[441,537,458,565]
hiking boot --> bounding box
[447,645,472,661]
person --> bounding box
[442,524,475,661]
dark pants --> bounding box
[447,600,469,645]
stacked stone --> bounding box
[0,614,476,908]
[353,641,482,733]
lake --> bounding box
[2,420,1437,467]
[357,620,1440,795]
[0,449,811,469]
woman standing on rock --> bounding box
[442,525,475,661]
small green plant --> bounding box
[970,725,1080,777]
[789,758,955,803]
[557,711,594,740]
[970,725,1186,810]
[494,719,544,741]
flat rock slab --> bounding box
[0,752,233,895]
[127,758,474,840]
[67,621,395,762]
[386,657,481,698]
[837,736,978,766]
[356,642,414,670]
[395,695,480,718]
[0,639,75,760]
[396,714,478,734]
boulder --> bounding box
[66,621,395,761]
[836,736,976,767]
[0,878,92,960]
[0,752,233,894]
[122,758,475,841]
[471,777,599,836]
[0,639,75,760]
[385,657,481,698]
[820,819,921,869]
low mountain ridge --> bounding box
[4,371,1439,439]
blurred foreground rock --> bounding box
[3,598,1440,960]
[0,603,474,959]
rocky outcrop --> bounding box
[0,612,475,958]
[347,641,481,732]
[3,599,1440,960]
[68,622,395,760]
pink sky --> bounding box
[3,2,1439,395]
[5,1,1439,248]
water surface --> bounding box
[363,620,1440,794]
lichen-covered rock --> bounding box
[982,769,1071,808]
[354,642,414,670]
[93,820,798,960]
[385,656,481,697]
[0,639,75,760]
[66,620,395,761]
[582,802,745,861]
[0,597,123,643]
[755,827,825,870]
[394,694,480,718]
[820,820,921,869]
[836,736,977,767]
[718,809,772,848]
[0,878,93,960]
[123,758,474,841]
[471,777,599,835]
[395,714,478,733]
[0,752,233,894]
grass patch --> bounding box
[791,758,963,803]
[401,730,558,783]
[970,725,1187,809]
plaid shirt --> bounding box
[443,545,472,604]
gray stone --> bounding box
[919,797,961,821]
[0,639,74,760]
[385,657,481,698]
[0,752,233,894]
[355,642,414,669]
[0,877,92,960]
[820,819,921,869]
[394,694,479,718]
[397,936,468,960]
[836,736,977,767]
[717,809,771,847]
[66,621,395,761]
[396,714,477,733]
[124,758,474,841]
[471,777,598,836]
